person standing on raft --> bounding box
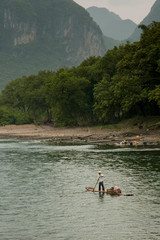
[98,171,105,191]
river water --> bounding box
[0,139,160,240]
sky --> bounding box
[73,0,157,24]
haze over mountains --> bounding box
[87,7,137,41]
[0,0,159,90]
[87,0,160,43]
[128,0,160,42]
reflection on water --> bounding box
[0,139,160,240]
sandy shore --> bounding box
[0,124,159,146]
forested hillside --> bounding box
[0,0,105,90]
[0,22,160,126]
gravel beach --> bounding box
[0,124,159,146]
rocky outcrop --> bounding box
[1,1,105,58]
[0,0,106,89]
[2,9,35,46]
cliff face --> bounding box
[3,9,36,46]
[0,0,105,89]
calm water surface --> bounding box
[0,139,160,240]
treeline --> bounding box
[0,22,160,126]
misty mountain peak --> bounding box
[128,0,160,42]
[87,6,137,41]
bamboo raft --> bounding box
[85,187,133,196]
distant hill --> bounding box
[128,0,160,42]
[0,0,106,90]
[103,36,121,51]
[87,6,137,41]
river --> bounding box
[0,139,160,240]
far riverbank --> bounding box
[0,124,159,146]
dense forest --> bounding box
[0,22,160,126]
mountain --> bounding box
[128,0,160,42]
[0,0,105,90]
[87,6,137,41]
[103,36,121,51]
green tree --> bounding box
[112,22,160,117]
[22,71,52,122]
[149,85,160,107]
[93,75,118,123]
[93,22,160,122]
[1,77,27,111]
[1,71,53,123]
[46,68,90,126]
[98,45,127,78]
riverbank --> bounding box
[0,124,159,146]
